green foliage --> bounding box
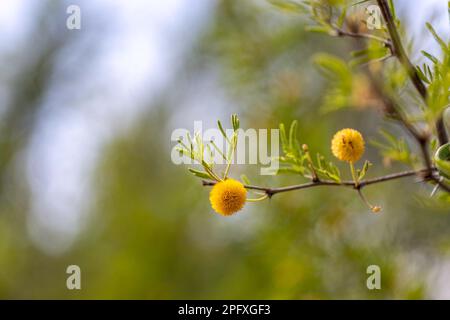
[272,120,343,182]
[370,130,418,166]
[313,53,353,111]
[176,114,241,182]
[275,121,308,175]
[357,160,372,181]
[434,143,450,181]
[314,153,342,182]
[420,24,450,120]
[268,0,309,14]
[349,42,390,67]
[314,53,351,80]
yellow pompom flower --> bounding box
[331,128,365,163]
[209,179,247,216]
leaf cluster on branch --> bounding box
[177,0,450,216]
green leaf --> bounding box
[279,123,289,154]
[176,147,195,160]
[206,143,214,164]
[371,130,417,165]
[358,160,372,181]
[188,168,213,180]
[316,167,341,183]
[227,133,237,160]
[305,25,333,34]
[337,7,347,28]
[268,0,308,14]
[200,160,211,170]
[426,22,448,52]
[209,140,227,161]
[421,50,439,65]
[275,167,306,175]
[231,114,240,131]
[415,66,431,84]
[351,49,371,58]
[313,53,350,81]
[217,120,231,144]
[289,120,299,155]
[195,132,204,161]
[434,143,450,179]
[177,138,189,152]
[240,174,251,185]
[313,153,341,183]
[350,47,389,67]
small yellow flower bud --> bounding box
[371,206,382,213]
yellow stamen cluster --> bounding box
[331,128,365,163]
[209,179,247,216]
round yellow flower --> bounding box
[331,128,365,163]
[209,179,247,216]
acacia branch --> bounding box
[202,168,434,197]
[374,0,450,192]
[376,0,448,145]
[369,63,450,192]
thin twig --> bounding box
[333,26,393,52]
[202,168,433,197]
[360,54,393,66]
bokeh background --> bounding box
[0,0,449,299]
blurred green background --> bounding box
[0,0,449,299]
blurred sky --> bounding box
[0,0,447,256]
[0,0,215,254]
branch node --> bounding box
[266,190,275,198]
